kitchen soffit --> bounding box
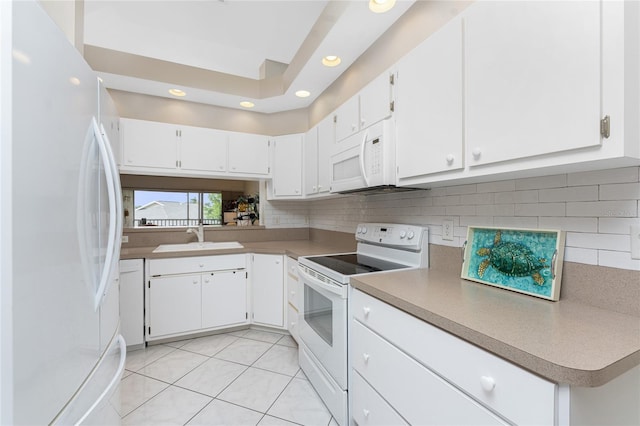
[83,0,415,114]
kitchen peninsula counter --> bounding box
[350,267,640,388]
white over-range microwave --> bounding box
[329,118,399,194]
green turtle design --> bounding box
[476,231,548,285]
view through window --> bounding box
[133,190,222,227]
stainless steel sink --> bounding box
[152,241,244,253]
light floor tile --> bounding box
[187,399,264,426]
[267,378,332,426]
[276,335,297,348]
[140,349,208,383]
[117,372,169,417]
[176,357,247,397]
[295,369,308,381]
[243,329,285,344]
[125,344,175,372]
[257,415,300,426]
[122,386,211,426]
[164,338,193,349]
[329,417,338,426]
[214,338,273,366]
[122,369,133,379]
[218,367,291,413]
[254,345,300,377]
[180,333,238,357]
[228,329,249,337]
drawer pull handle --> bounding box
[363,307,371,317]
[480,375,496,392]
[363,409,370,418]
[363,353,370,363]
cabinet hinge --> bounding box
[600,115,610,139]
[390,101,395,112]
[268,166,271,173]
[246,271,248,279]
[148,281,150,289]
[268,140,271,147]
[389,74,395,85]
[333,115,337,124]
[148,326,151,335]
[246,312,248,320]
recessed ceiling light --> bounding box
[168,89,186,97]
[240,101,255,108]
[295,90,311,98]
[69,77,81,86]
[322,55,342,67]
[369,0,396,13]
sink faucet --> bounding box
[187,223,204,243]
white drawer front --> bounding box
[352,321,506,426]
[352,289,556,426]
[150,254,246,276]
[287,303,299,343]
[351,371,408,426]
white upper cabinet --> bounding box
[334,71,395,143]
[120,118,271,178]
[180,126,227,173]
[465,0,601,166]
[121,118,177,170]
[334,95,360,143]
[396,17,463,182]
[228,132,271,176]
[304,115,333,197]
[360,71,395,130]
[270,134,303,199]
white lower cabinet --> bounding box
[351,371,408,426]
[149,274,202,338]
[250,254,285,328]
[202,270,247,329]
[146,254,247,341]
[350,289,553,425]
[119,259,144,348]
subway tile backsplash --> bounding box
[283,166,640,271]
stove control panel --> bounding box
[356,223,427,249]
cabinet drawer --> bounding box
[287,303,299,343]
[352,289,556,426]
[149,254,246,276]
[352,321,506,426]
[351,371,407,426]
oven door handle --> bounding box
[298,265,348,299]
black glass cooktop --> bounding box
[308,253,409,276]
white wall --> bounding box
[304,167,640,271]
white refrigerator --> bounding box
[0,1,125,424]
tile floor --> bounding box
[119,329,337,426]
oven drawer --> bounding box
[351,370,408,426]
[352,321,507,425]
[351,289,556,426]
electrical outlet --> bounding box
[443,219,454,241]
[122,235,129,244]
[631,225,640,260]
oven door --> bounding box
[298,266,348,390]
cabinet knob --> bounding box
[291,291,296,296]
[363,409,370,418]
[360,119,366,127]
[351,124,357,131]
[480,376,496,392]
[472,148,482,160]
[363,353,370,363]
[290,322,296,328]
[192,279,198,285]
[446,154,455,164]
[363,306,371,317]
[318,185,322,190]
[199,263,204,268]
[312,186,316,192]
[204,278,210,283]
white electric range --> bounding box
[297,223,429,425]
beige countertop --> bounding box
[120,240,354,260]
[351,268,640,388]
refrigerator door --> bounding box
[9,2,121,424]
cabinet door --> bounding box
[180,126,228,173]
[228,132,270,175]
[304,126,319,195]
[316,116,333,194]
[360,71,393,129]
[121,118,178,170]
[119,259,144,347]
[396,17,463,179]
[202,270,247,329]
[465,1,602,166]
[148,274,201,337]
[251,254,284,327]
[272,134,303,198]
[334,95,360,143]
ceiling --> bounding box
[83,0,415,113]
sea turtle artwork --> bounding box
[476,230,549,285]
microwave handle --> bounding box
[359,130,370,186]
